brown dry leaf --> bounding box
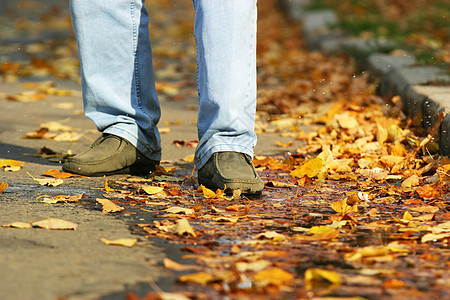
[174,218,196,237]
[163,258,201,271]
[31,218,78,230]
[100,238,137,247]
[253,267,294,288]
[96,198,124,213]
[290,157,323,178]
[0,182,8,194]
[178,272,213,285]
[2,222,32,229]
[42,169,86,178]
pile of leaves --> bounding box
[308,0,450,67]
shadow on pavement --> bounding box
[0,142,58,166]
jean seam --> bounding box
[130,0,142,105]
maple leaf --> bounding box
[330,199,358,215]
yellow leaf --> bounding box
[421,233,450,243]
[330,199,358,215]
[182,153,195,162]
[100,238,137,247]
[290,157,323,178]
[254,267,294,288]
[142,185,164,195]
[236,260,271,272]
[309,225,338,235]
[402,211,413,221]
[305,268,341,291]
[0,159,25,171]
[200,184,224,199]
[104,180,114,192]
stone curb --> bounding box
[278,0,450,156]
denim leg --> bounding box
[192,0,258,169]
[69,0,161,161]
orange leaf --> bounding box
[0,182,8,194]
[330,199,358,215]
[178,272,213,285]
[42,169,86,178]
[163,258,200,271]
[382,279,407,289]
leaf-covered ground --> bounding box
[1,0,449,299]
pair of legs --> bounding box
[65,0,263,194]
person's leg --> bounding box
[64,0,160,176]
[193,0,263,194]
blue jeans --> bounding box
[69,0,258,169]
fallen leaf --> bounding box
[0,159,25,171]
[305,268,341,292]
[253,267,294,288]
[421,233,450,243]
[182,154,195,162]
[382,278,407,289]
[401,174,420,188]
[100,238,138,247]
[42,169,86,178]
[178,272,213,285]
[158,292,190,300]
[141,185,165,195]
[0,182,8,194]
[290,157,323,178]
[330,199,358,215]
[236,260,271,272]
[174,218,196,237]
[28,172,64,186]
[200,185,225,199]
[253,231,286,241]
[31,218,78,230]
[96,198,124,213]
[2,222,32,229]
[163,258,201,271]
[165,207,195,215]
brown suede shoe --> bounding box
[62,134,159,176]
[198,152,264,196]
